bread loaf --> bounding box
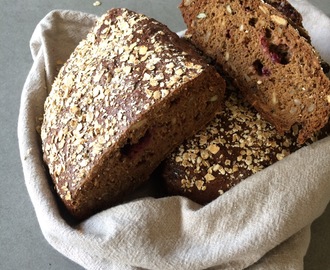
[180,0,330,144]
[161,86,328,204]
[41,8,225,220]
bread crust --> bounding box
[161,86,329,204]
[41,8,225,220]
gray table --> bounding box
[1,0,329,269]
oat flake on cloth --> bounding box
[18,1,330,269]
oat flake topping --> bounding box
[41,9,204,200]
[170,89,309,194]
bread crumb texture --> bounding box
[180,0,330,144]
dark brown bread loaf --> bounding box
[161,86,328,204]
[180,0,330,144]
[41,8,225,220]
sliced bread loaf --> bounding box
[41,8,225,220]
[180,0,330,144]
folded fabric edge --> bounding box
[30,10,97,59]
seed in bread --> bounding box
[41,8,225,220]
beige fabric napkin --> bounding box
[18,2,330,269]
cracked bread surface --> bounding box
[180,0,330,144]
[41,8,225,220]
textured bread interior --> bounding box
[180,0,330,143]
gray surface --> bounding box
[0,0,329,269]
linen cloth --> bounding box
[18,1,330,269]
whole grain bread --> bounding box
[161,85,329,204]
[41,8,225,220]
[180,0,330,144]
